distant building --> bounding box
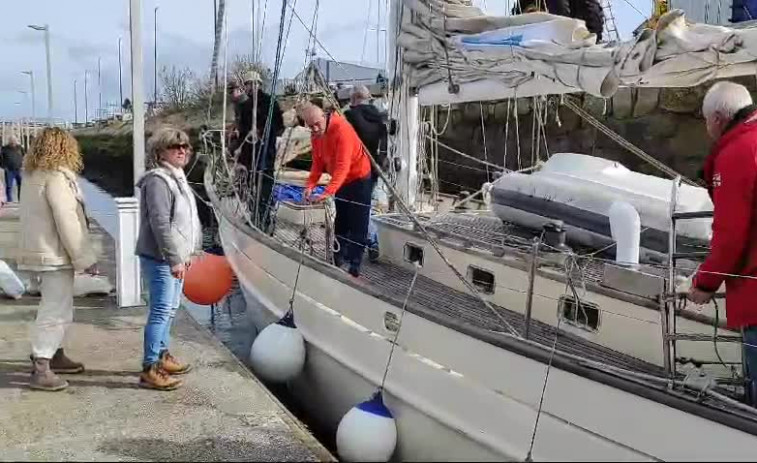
[278,58,387,96]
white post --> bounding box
[115,197,142,307]
[44,26,52,121]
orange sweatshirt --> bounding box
[306,113,372,196]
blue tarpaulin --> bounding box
[732,0,757,22]
[273,183,326,204]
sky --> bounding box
[0,0,652,123]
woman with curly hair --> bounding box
[17,127,99,391]
[136,127,201,390]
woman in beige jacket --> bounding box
[17,128,98,392]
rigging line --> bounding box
[479,102,491,182]
[562,97,698,186]
[380,263,421,391]
[286,2,350,73]
[431,136,508,171]
[618,0,649,20]
[361,0,373,65]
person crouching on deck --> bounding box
[17,128,99,391]
[136,127,202,390]
[687,81,757,406]
[301,104,372,278]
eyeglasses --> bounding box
[167,143,190,151]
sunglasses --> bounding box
[167,143,190,151]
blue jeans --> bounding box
[4,169,21,202]
[744,326,757,406]
[141,257,184,367]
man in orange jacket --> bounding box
[302,104,372,277]
[689,81,757,405]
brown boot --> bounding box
[30,358,69,391]
[159,350,192,375]
[139,363,182,391]
[50,348,85,374]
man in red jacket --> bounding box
[302,104,373,277]
[688,81,757,405]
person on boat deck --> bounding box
[688,81,757,406]
[136,127,202,391]
[344,85,388,262]
[302,104,372,278]
[230,70,284,232]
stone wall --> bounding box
[432,76,757,194]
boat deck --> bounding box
[272,213,662,377]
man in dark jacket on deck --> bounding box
[1,136,24,202]
[688,81,757,406]
[344,85,388,186]
[231,70,284,232]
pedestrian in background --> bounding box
[136,127,202,391]
[17,127,98,392]
[1,135,25,202]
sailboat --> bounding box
[204,1,757,460]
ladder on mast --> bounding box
[600,0,621,42]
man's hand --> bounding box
[171,263,186,280]
[84,264,99,276]
[303,188,313,202]
[309,194,328,204]
[687,286,714,305]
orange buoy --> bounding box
[183,252,234,305]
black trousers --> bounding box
[334,176,373,271]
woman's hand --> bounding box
[171,263,186,280]
[85,264,99,276]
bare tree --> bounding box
[229,54,272,88]
[160,65,195,111]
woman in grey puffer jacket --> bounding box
[136,127,201,390]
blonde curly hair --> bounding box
[24,127,83,173]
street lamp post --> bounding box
[21,71,35,123]
[98,57,102,121]
[74,79,78,124]
[28,24,52,121]
[84,70,89,123]
[118,37,124,114]
[154,6,159,106]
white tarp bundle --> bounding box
[397,1,757,105]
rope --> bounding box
[380,263,421,391]
[563,97,698,186]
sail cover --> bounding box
[397,1,757,105]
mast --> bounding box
[387,0,419,209]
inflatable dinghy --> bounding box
[490,153,712,261]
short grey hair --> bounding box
[7,135,18,145]
[703,81,753,121]
[146,126,191,168]
[350,85,371,103]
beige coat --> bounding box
[16,168,96,272]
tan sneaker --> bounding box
[159,351,192,375]
[50,348,85,374]
[139,364,182,391]
[30,358,69,392]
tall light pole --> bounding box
[21,71,35,123]
[132,0,146,187]
[98,57,102,120]
[73,79,78,124]
[154,6,159,105]
[84,70,89,123]
[28,24,52,121]
[118,37,124,113]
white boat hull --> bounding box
[217,210,757,461]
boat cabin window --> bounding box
[404,243,424,267]
[467,266,495,295]
[559,295,600,331]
